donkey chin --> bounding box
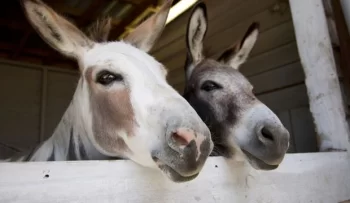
[229,137,289,171]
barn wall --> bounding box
[0,60,79,159]
[150,0,318,153]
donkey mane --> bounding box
[85,17,112,43]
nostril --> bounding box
[172,132,189,146]
[261,127,274,142]
[170,128,196,148]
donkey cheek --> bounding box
[108,90,136,137]
[90,87,136,155]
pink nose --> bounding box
[171,128,196,147]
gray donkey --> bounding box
[183,2,290,170]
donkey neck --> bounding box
[6,102,103,162]
[7,79,121,162]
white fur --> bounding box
[9,1,214,183]
[80,42,173,167]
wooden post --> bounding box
[340,0,350,32]
[289,0,350,151]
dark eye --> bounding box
[200,81,222,92]
[96,71,123,86]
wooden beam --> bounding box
[76,0,110,27]
[0,41,65,61]
[44,1,81,16]
[0,53,77,70]
[331,0,350,90]
[0,41,77,68]
[0,42,49,57]
[120,0,145,5]
[289,0,350,151]
[340,0,350,30]
[108,0,156,40]
[0,153,350,202]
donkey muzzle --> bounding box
[152,127,213,182]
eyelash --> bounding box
[200,81,222,92]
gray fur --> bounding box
[183,2,290,170]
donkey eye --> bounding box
[201,81,222,92]
[96,71,123,86]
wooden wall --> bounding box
[150,0,319,153]
[0,60,79,159]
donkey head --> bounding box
[22,0,213,182]
[183,3,289,170]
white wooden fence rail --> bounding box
[0,152,349,203]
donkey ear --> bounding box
[21,0,94,60]
[186,2,208,65]
[86,17,112,43]
[218,22,259,69]
[123,0,173,52]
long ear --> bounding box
[217,22,259,69]
[184,2,208,80]
[186,2,208,65]
[21,0,94,59]
[123,0,173,52]
[86,17,112,43]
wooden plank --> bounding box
[289,0,350,151]
[108,0,156,40]
[331,0,350,94]
[339,80,350,112]
[248,61,304,94]
[276,111,296,153]
[205,0,287,41]
[225,20,296,58]
[151,0,244,53]
[241,42,300,77]
[257,83,309,112]
[0,153,349,202]
[0,59,79,75]
[290,107,318,152]
[341,0,350,31]
[204,1,291,58]
[157,12,293,70]
[0,64,42,151]
[156,4,293,68]
[153,0,288,54]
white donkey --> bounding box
[3,0,214,183]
